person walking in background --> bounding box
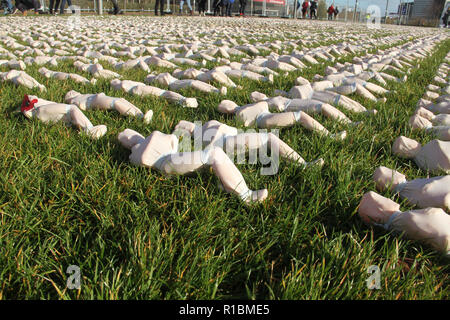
[443,7,450,27]
[309,0,317,19]
[15,0,40,15]
[327,4,334,20]
[155,0,164,15]
[301,0,309,18]
[109,0,121,14]
[2,0,14,14]
[226,0,234,16]
[213,0,222,15]
[333,6,339,19]
[198,0,207,16]
[239,0,246,16]
[59,0,75,14]
[48,0,60,14]
[180,0,193,15]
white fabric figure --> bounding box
[110,79,198,108]
[408,113,450,141]
[373,166,450,210]
[39,67,94,85]
[225,69,274,83]
[0,59,26,70]
[358,191,450,256]
[217,100,347,140]
[172,68,237,88]
[20,94,107,139]
[414,107,450,126]
[418,99,450,115]
[277,83,376,114]
[114,58,150,73]
[118,129,268,203]
[74,61,121,79]
[64,90,153,124]
[1,70,46,92]
[145,72,227,95]
[392,136,450,173]
[173,120,324,167]
[250,91,353,124]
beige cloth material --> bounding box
[64,90,153,123]
[358,191,450,255]
[39,67,93,85]
[110,79,198,108]
[173,120,324,166]
[373,166,450,210]
[392,136,450,173]
[1,70,46,91]
[23,95,107,139]
[118,129,268,203]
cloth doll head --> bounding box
[392,136,422,159]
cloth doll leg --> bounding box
[68,105,107,139]
[355,84,378,102]
[363,82,389,95]
[160,148,268,203]
[118,129,146,149]
[320,103,352,124]
[225,132,322,166]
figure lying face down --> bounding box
[273,82,377,115]
[217,99,347,140]
[73,61,121,79]
[392,136,450,174]
[64,90,153,123]
[358,191,450,256]
[1,69,46,91]
[172,68,237,88]
[20,94,107,139]
[408,112,450,141]
[118,128,268,203]
[249,91,354,125]
[173,119,324,168]
[39,67,94,85]
[373,166,450,210]
[111,79,198,108]
[145,72,227,95]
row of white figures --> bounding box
[358,191,450,257]
[117,119,324,205]
[358,53,450,257]
[19,91,153,138]
[409,61,450,141]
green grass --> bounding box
[0,19,449,299]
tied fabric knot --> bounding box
[21,94,38,113]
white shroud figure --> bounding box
[373,166,450,210]
[173,120,324,167]
[358,191,450,256]
[217,100,347,140]
[250,91,353,124]
[64,90,153,123]
[172,68,237,88]
[1,70,46,91]
[39,67,94,85]
[110,79,198,108]
[274,83,376,114]
[20,94,107,139]
[392,136,450,174]
[118,129,268,203]
[408,113,450,141]
[74,61,121,79]
[145,72,227,95]
[417,98,450,115]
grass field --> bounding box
[0,16,449,300]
